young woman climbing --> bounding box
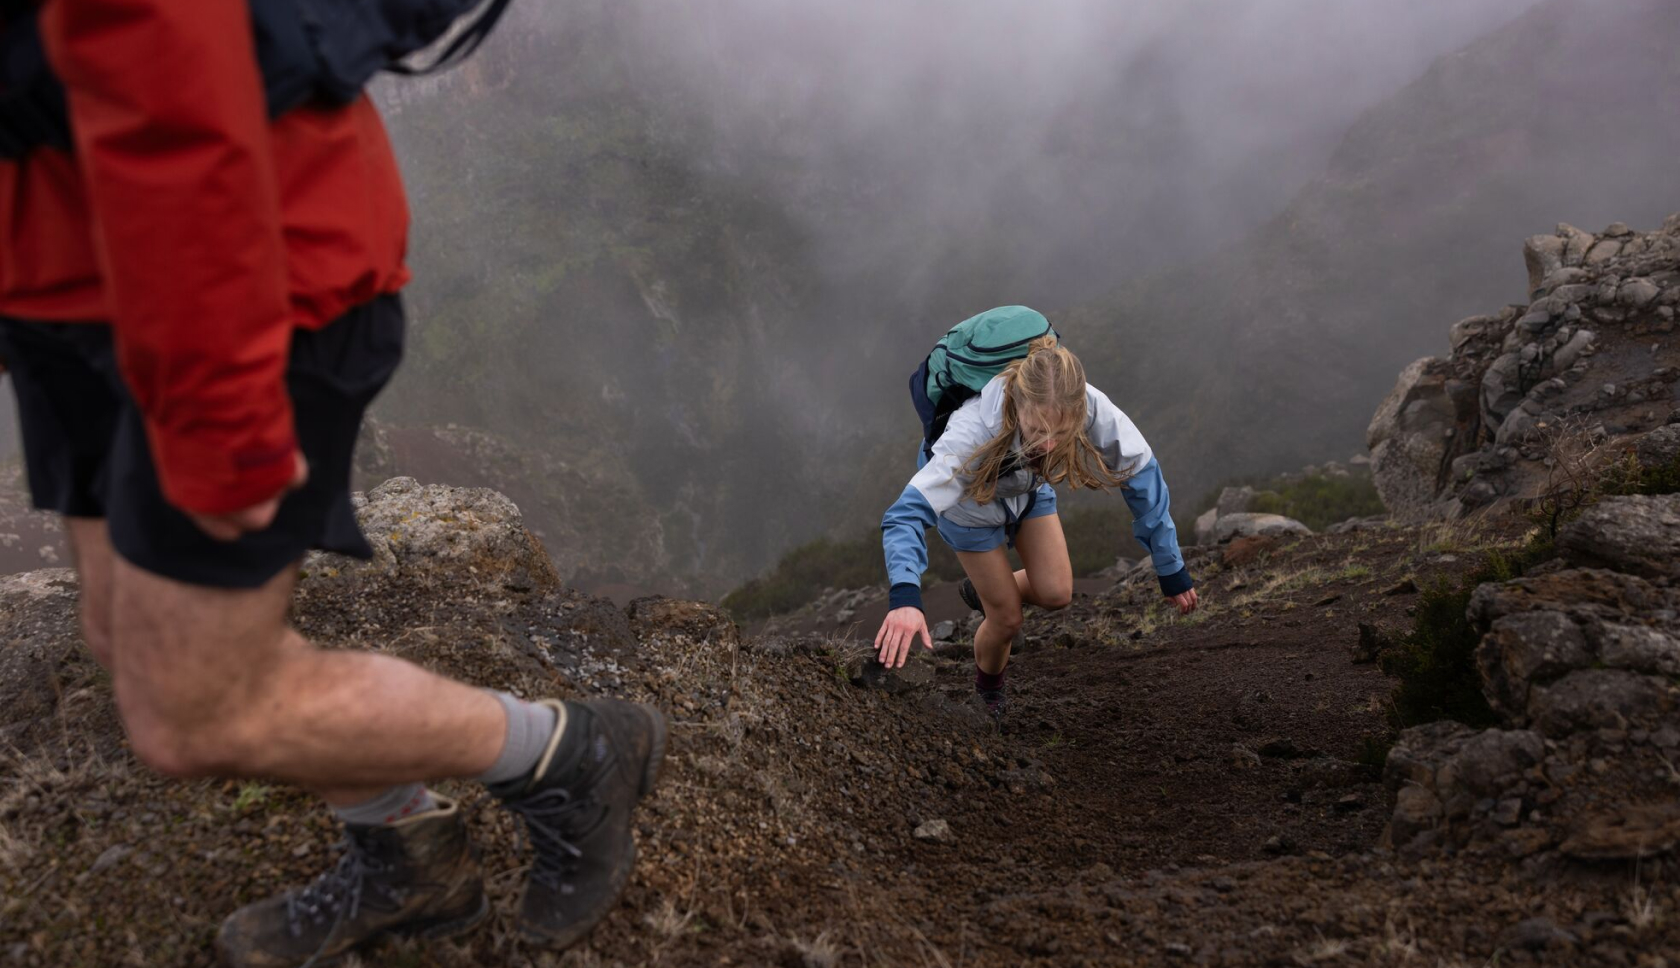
[874,306,1197,726]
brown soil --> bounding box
[1,521,1675,967]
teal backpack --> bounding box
[910,305,1058,457]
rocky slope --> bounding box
[1382,494,1680,859]
[1368,215,1680,520]
[1,477,1673,966]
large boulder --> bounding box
[1211,513,1312,543]
[1633,424,1680,471]
[1475,610,1592,720]
[1557,494,1680,581]
[1367,357,1457,520]
[305,477,559,592]
[1527,669,1674,738]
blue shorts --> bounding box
[935,482,1058,553]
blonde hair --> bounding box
[962,336,1127,504]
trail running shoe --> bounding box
[216,798,487,968]
[492,699,668,950]
[958,577,982,613]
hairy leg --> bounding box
[109,554,505,796]
[1012,513,1073,611]
[956,546,1024,676]
[65,518,115,669]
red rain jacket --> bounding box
[0,0,411,515]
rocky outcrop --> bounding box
[1212,513,1313,543]
[1366,358,1465,520]
[1384,496,1680,861]
[303,477,559,593]
[1554,493,1680,580]
[1369,216,1680,518]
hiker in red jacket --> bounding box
[0,1,664,964]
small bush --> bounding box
[1379,537,1554,728]
[1601,450,1680,498]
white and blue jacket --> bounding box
[881,375,1192,611]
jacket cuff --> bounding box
[1158,566,1194,598]
[143,417,299,516]
[888,582,924,613]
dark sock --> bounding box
[975,667,1006,693]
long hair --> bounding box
[962,336,1128,504]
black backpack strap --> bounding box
[0,4,72,158]
[387,0,515,75]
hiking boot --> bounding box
[493,699,668,950]
[977,686,1009,733]
[958,577,982,613]
[216,798,487,968]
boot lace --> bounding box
[505,787,600,892]
[286,832,403,968]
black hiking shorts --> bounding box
[0,294,404,589]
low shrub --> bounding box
[1378,536,1555,728]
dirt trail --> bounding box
[0,521,1674,967]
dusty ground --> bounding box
[1,518,1675,967]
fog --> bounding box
[372,0,1626,596]
[611,0,1544,305]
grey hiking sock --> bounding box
[331,783,437,826]
[476,691,562,786]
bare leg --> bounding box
[956,546,1023,676]
[109,554,505,791]
[957,514,1075,676]
[1012,513,1073,610]
[64,517,116,669]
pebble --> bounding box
[913,819,952,843]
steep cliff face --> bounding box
[1368,216,1680,520]
[1061,0,1680,504]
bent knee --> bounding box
[123,716,237,778]
[115,685,251,779]
[986,607,1025,635]
[1039,588,1073,611]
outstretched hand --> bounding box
[187,450,309,542]
[874,606,932,669]
[1169,587,1199,616]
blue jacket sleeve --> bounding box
[1122,457,1194,597]
[881,484,937,611]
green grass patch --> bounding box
[231,782,271,813]
[1186,470,1384,533]
[1601,450,1680,498]
[721,530,966,621]
[1247,474,1385,531]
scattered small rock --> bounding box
[913,819,952,843]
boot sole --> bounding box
[405,892,491,942]
[219,894,490,968]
